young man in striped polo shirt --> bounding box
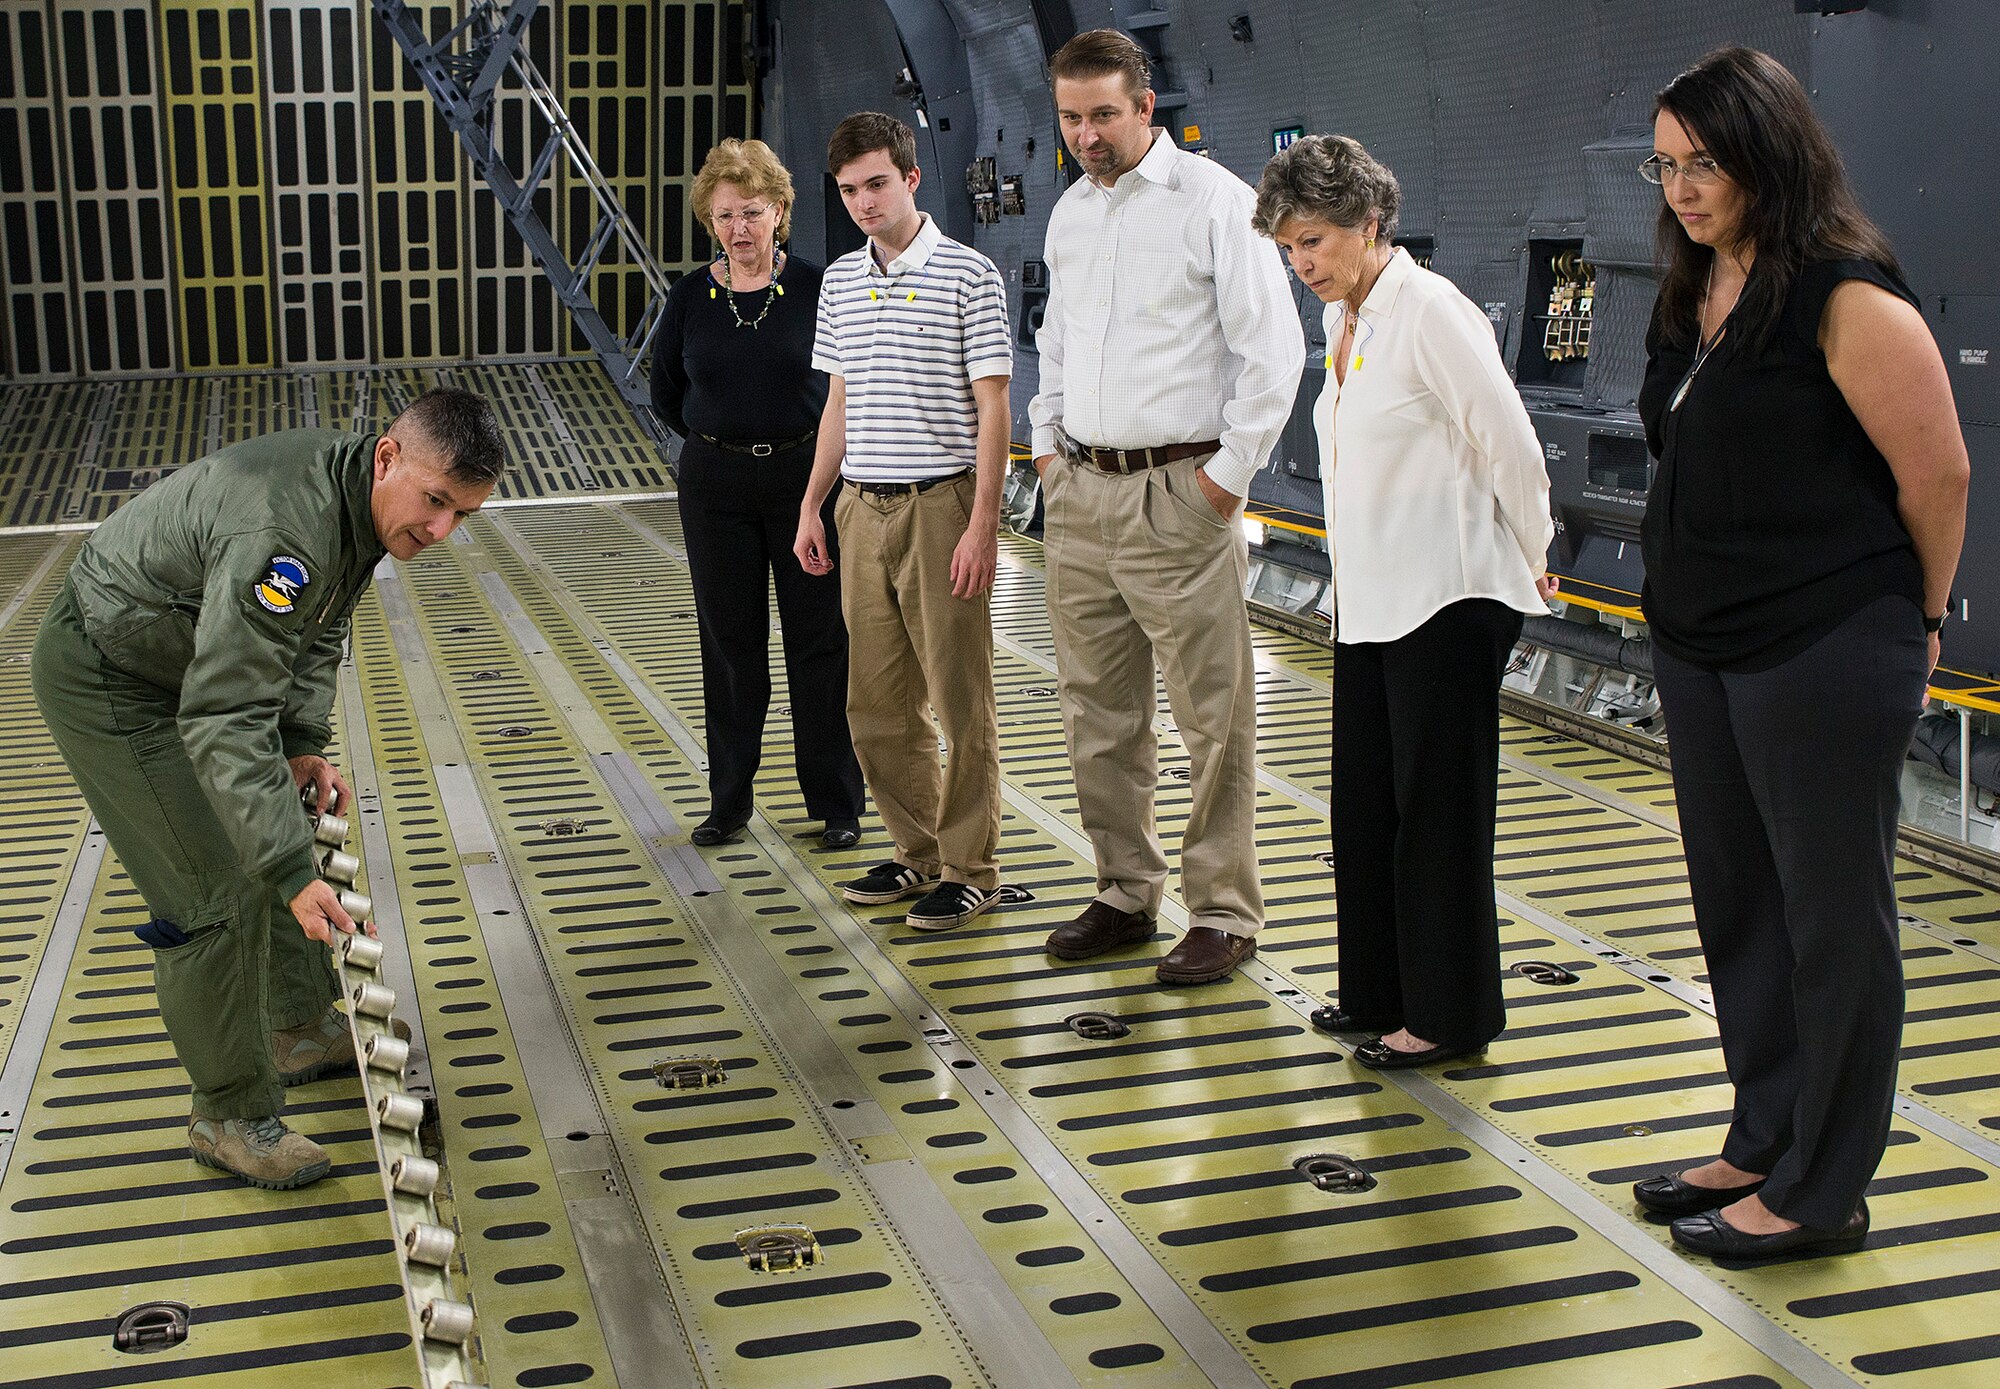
[793,112,1012,931]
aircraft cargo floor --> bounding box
[2,368,1999,1389]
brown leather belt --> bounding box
[1058,430,1221,475]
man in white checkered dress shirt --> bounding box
[1029,30,1305,984]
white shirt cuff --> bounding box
[1201,449,1257,499]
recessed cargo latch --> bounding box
[1513,960,1579,986]
[113,1302,190,1353]
[1294,1153,1375,1193]
[653,1057,726,1090]
[736,1224,821,1273]
[1067,1012,1130,1041]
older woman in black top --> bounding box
[1630,49,1968,1261]
[652,139,865,848]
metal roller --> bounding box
[365,1034,411,1076]
[389,1153,440,1197]
[377,1093,425,1132]
[319,849,361,886]
[351,980,397,1018]
[340,933,384,971]
[312,812,349,848]
[403,1222,457,1267]
[443,1382,492,1389]
[337,888,373,923]
[421,1299,476,1345]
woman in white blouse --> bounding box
[1255,135,1557,1069]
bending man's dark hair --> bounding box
[389,388,507,484]
[1652,45,1900,353]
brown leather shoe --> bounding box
[1044,901,1156,960]
[1156,926,1256,984]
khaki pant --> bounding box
[1042,454,1262,936]
[32,582,338,1120]
[835,473,1001,889]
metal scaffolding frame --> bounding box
[371,0,671,446]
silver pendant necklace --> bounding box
[1670,260,1727,412]
[716,247,785,330]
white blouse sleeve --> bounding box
[1410,290,1555,577]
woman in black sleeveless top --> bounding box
[652,140,865,849]
[1628,49,1969,1261]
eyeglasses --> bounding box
[1638,155,1723,186]
[713,205,775,227]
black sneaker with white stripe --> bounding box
[905,881,1002,932]
[840,861,938,905]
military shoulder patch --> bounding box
[254,555,312,614]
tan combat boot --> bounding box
[188,1115,331,1189]
[274,1009,413,1086]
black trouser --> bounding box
[1331,598,1524,1050]
[677,436,865,825]
[1652,594,1926,1229]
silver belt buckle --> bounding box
[751,443,773,457]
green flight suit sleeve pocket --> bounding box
[177,530,325,891]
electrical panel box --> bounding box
[1530,406,1649,592]
[966,156,999,225]
[1517,239,1595,394]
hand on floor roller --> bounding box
[273,789,409,1088]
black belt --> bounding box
[846,470,969,497]
[693,430,815,457]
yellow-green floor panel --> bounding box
[494,503,1810,1389]
[5,484,2000,1389]
[0,848,418,1389]
[0,539,94,1080]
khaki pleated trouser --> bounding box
[835,473,1002,890]
[1041,453,1263,936]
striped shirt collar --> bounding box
[868,213,942,277]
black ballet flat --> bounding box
[1351,1036,1482,1070]
[1309,1006,1388,1035]
[821,821,860,849]
[1670,1201,1869,1261]
[1633,1172,1765,1218]
[690,817,749,847]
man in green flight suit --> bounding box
[32,388,505,1190]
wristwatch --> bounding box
[1923,611,1948,634]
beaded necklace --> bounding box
[713,248,786,330]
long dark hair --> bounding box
[1653,46,1900,351]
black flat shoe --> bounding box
[1633,1172,1766,1218]
[821,821,860,849]
[1670,1201,1869,1261]
[1351,1036,1482,1070]
[1309,1006,1389,1035]
[690,817,749,847]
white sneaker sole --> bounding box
[905,890,1001,932]
[842,878,937,906]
